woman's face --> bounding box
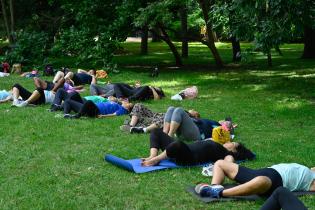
[188,109,200,118]
[223,142,239,152]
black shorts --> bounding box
[45,81,54,91]
[235,166,283,196]
[72,73,92,85]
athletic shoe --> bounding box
[49,104,62,112]
[130,127,144,133]
[120,125,131,132]
[195,184,224,198]
[15,100,28,107]
[12,99,23,107]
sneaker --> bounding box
[130,127,144,133]
[201,164,214,177]
[195,184,224,198]
[120,125,131,132]
[15,100,28,107]
[49,104,62,112]
[12,99,23,107]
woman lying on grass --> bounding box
[10,83,55,107]
[162,106,234,142]
[63,98,133,119]
[195,160,315,199]
[141,129,255,166]
[120,103,165,133]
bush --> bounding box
[5,31,49,66]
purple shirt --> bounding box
[96,101,128,116]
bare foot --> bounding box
[141,158,160,167]
[141,156,153,162]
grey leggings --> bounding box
[90,84,114,97]
[164,106,200,141]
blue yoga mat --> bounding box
[104,154,252,173]
[104,154,197,173]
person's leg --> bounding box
[144,124,158,132]
[130,115,139,127]
[53,71,65,83]
[114,83,134,98]
[90,84,105,95]
[260,187,307,210]
[51,78,65,92]
[142,150,168,166]
[211,160,272,196]
[63,99,83,114]
[12,84,32,101]
[169,107,200,140]
[163,106,175,134]
[64,71,74,81]
[52,88,68,106]
[165,141,195,165]
[33,77,48,89]
[128,86,151,101]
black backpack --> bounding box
[43,65,54,76]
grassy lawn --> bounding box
[0,42,315,209]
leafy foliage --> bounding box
[5,30,49,66]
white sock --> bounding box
[143,127,147,133]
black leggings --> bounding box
[235,166,283,196]
[150,129,194,165]
[260,187,307,210]
[52,88,84,106]
[63,99,99,117]
[12,83,45,105]
[114,84,152,101]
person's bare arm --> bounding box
[97,113,117,118]
[150,87,160,100]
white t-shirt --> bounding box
[44,90,55,104]
[270,163,315,191]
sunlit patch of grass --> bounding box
[242,84,268,91]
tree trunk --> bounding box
[198,0,223,67]
[180,6,188,58]
[140,25,148,55]
[231,36,241,62]
[302,26,315,59]
[151,28,161,42]
[267,51,272,67]
[9,0,14,42]
[157,26,182,67]
[0,0,11,42]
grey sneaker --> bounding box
[120,125,131,132]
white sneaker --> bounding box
[12,99,23,106]
[202,164,214,177]
[15,100,28,107]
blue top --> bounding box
[193,119,221,140]
[0,90,10,100]
[270,163,315,191]
[96,101,128,116]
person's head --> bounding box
[220,120,232,132]
[122,101,133,112]
[153,87,165,98]
[224,142,255,161]
[188,109,200,118]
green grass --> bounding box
[0,42,315,209]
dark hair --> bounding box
[231,143,256,161]
[153,87,165,98]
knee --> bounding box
[173,107,185,115]
[12,83,21,89]
[166,106,175,113]
[253,176,272,188]
[214,159,226,168]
